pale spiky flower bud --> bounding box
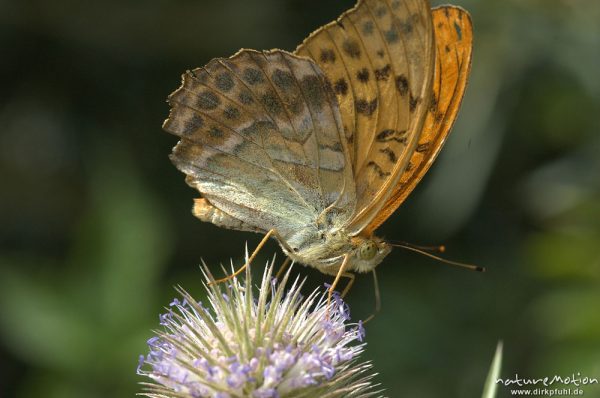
[137,256,382,398]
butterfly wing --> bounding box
[295,0,435,234]
[363,6,473,235]
[164,49,356,243]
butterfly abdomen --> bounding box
[192,198,263,233]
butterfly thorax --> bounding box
[283,228,391,275]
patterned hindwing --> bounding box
[295,0,435,234]
[163,49,356,241]
[364,6,474,234]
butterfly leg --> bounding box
[340,272,355,298]
[275,256,292,280]
[327,254,350,311]
[210,229,275,285]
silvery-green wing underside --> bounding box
[163,49,356,242]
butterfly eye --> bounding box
[359,241,378,261]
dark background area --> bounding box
[1,0,599,397]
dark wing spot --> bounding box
[376,129,407,143]
[406,161,414,172]
[385,28,399,44]
[430,97,444,122]
[376,49,385,58]
[445,44,451,53]
[342,39,361,59]
[289,97,304,115]
[375,64,391,81]
[355,99,378,116]
[362,21,374,35]
[416,142,430,153]
[399,19,413,34]
[357,68,370,83]
[320,49,336,63]
[379,147,397,163]
[429,95,439,113]
[208,127,223,138]
[409,94,420,112]
[376,129,394,141]
[375,6,387,18]
[367,161,391,177]
[260,91,283,115]
[347,130,354,144]
[241,120,277,137]
[243,67,264,85]
[272,69,294,90]
[444,8,450,17]
[238,91,254,105]
[334,78,349,96]
[240,122,259,136]
[454,21,463,40]
[197,91,220,110]
[300,75,325,108]
[182,114,203,135]
[391,0,401,9]
[215,71,234,92]
[396,75,409,96]
[319,142,343,152]
[324,79,335,96]
[223,106,240,120]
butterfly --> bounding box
[163,0,473,294]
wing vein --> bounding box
[278,53,326,207]
[345,10,383,175]
[250,52,317,210]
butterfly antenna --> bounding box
[390,243,485,272]
[389,241,447,253]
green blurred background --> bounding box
[1,0,599,397]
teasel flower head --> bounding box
[137,254,382,397]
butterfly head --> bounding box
[349,236,391,273]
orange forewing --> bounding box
[363,6,473,235]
